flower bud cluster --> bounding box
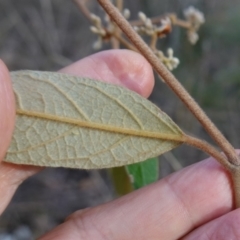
[184,6,205,44]
[90,14,107,49]
[155,48,180,71]
[89,6,204,70]
[90,9,131,50]
[134,12,172,38]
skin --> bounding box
[1,50,240,240]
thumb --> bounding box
[0,60,15,160]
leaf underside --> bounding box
[5,71,183,169]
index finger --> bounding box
[0,59,15,160]
[40,157,234,240]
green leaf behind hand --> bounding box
[126,157,159,189]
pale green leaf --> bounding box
[126,157,159,189]
[5,71,184,169]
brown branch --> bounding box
[231,168,240,208]
[168,13,191,29]
[110,0,123,49]
[183,135,231,170]
[112,33,138,51]
[111,31,120,49]
[97,0,239,166]
[150,33,158,50]
[116,0,123,11]
[173,19,191,29]
[184,134,240,209]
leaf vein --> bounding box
[28,75,90,120]
[68,78,144,129]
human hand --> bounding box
[0,50,239,239]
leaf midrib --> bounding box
[16,109,185,142]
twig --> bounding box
[183,135,231,170]
[116,0,123,12]
[168,13,191,29]
[111,30,120,49]
[184,134,240,209]
[231,168,240,208]
[150,33,158,50]
[110,0,123,48]
[130,13,191,29]
[173,19,191,29]
[96,0,239,166]
[112,33,137,51]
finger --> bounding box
[39,157,234,240]
[0,59,15,160]
[182,209,240,239]
[0,60,40,214]
[60,49,154,98]
[0,50,154,215]
[0,60,30,214]
[0,164,40,215]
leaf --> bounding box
[126,157,159,189]
[5,71,184,169]
[109,167,133,195]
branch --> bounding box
[231,169,240,208]
[149,33,158,50]
[183,135,231,170]
[112,33,137,51]
[110,0,124,48]
[116,0,123,11]
[96,0,239,165]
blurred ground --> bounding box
[1,0,240,238]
